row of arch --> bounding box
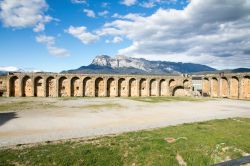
[202,76,250,99]
[8,75,191,97]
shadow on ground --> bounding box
[0,112,18,126]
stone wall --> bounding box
[202,73,250,100]
[2,73,192,98]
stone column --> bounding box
[6,76,10,97]
[146,78,150,96]
[92,77,96,97]
[115,78,119,97]
[218,77,222,98]
[19,76,23,97]
[55,76,59,97]
[79,77,84,97]
[136,78,140,97]
[126,78,130,97]
[156,79,160,96]
[32,77,35,97]
[239,77,243,99]
[68,76,72,97]
[104,77,108,97]
[43,76,47,97]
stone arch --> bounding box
[95,77,105,97]
[71,77,81,97]
[118,78,126,97]
[183,79,189,88]
[159,79,168,96]
[242,76,250,99]
[46,77,56,97]
[22,76,32,97]
[34,76,44,97]
[149,79,157,96]
[211,77,219,97]
[230,76,239,98]
[59,76,69,97]
[169,79,175,87]
[9,76,19,97]
[83,77,93,97]
[172,86,186,96]
[128,78,137,97]
[139,78,147,96]
[107,78,116,97]
[221,77,229,98]
[202,78,210,97]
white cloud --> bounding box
[66,26,99,44]
[98,10,109,17]
[120,0,137,6]
[0,66,20,72]
[98,0,250,69]
[71,0,87,4]
[36,35,69,57]
[83,9,95,18]
[106,36,123,44]
[0,0,51,31]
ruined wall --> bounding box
[0,76,7,96]
[202,73,250,100]
[3,73,192,98]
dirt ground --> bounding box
[0,97,250,147]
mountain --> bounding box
[64,55,216,74]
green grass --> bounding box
[0,100,58,112]
[1,118,250,165]
[128,96,210,103]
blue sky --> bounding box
[0,0,250,72]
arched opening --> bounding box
[149,79,157,96]
[71,77,81,97]
[169,79,175,87]
[172,86,187,96]
[9,76,19,97]
[211,77,219,97]
[221,77,229,98]
[95,77,104,97]
[159,79,167,96]
[83,77,92,97]
[107,78,116,97]
[202,78,210,97]
[230,76,239,98]
[242,76,250,99]
[34,76,44,97]
[129,78,137,97]
[22,76,32,97]
[183,80,189,88]
[59,77,69,97]
[118,78,126,97]
[46,77,56,97]
[139,78,147,96]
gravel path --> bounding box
[0,98,250,147]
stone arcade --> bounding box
[0,73,192,97]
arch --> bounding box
[34,76,44,97]
[159,79,168,96]
[46,76,56,97]
[221,77,229,98]
[22,76,32,97]
[169,79,175,87]
[172,86,187,96]
[95,77,105,97]
[230,76,239,98]
[83,77,93,97]
[139,78,147,96]
[59,77,69,97]
[211,77,219,97]
[128,78,137,97]
[118,78,126,97]
[202,78,210,97]
[107,78,116,97]
[149,79,157,96]
[242,76,250,99]
[183,79,189,88]
[71,77,81,97]
[9,76,19,97]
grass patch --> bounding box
[0,100,58,112]
[128,96,209,103]
[1,118,250,165]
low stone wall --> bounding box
[1,73,192,97]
